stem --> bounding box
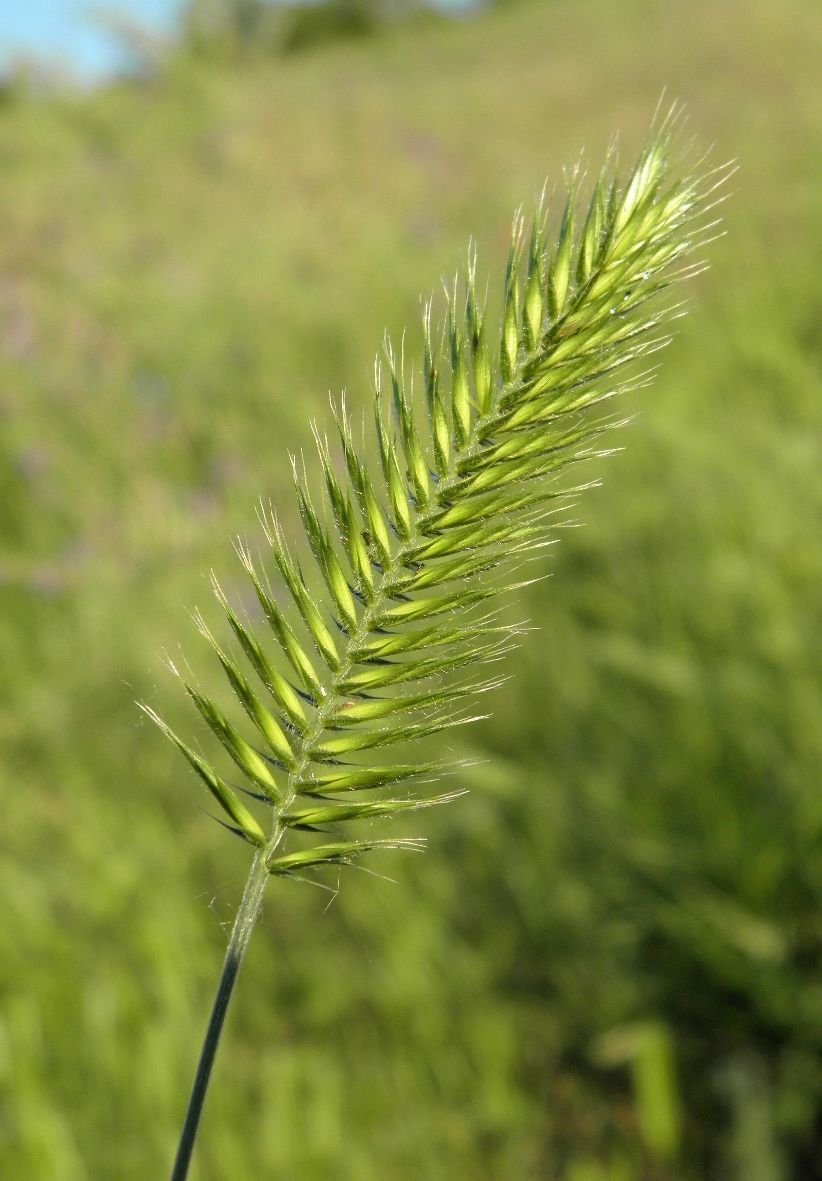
[170,840,277,1181]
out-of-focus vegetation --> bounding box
[1,0,821,1178]
[164,0,448,65]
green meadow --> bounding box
[2,0,821,1176]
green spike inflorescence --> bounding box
[144,109,728,877]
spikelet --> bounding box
[143,107,729,878]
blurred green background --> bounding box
[2,0,821,1177]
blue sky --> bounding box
[0,0,185,79]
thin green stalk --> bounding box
[170,835,279,1181]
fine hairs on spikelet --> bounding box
[143,106,728,878]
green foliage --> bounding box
[179,0,438,60]
[277,1,386,55]
[2,0,822,1177]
